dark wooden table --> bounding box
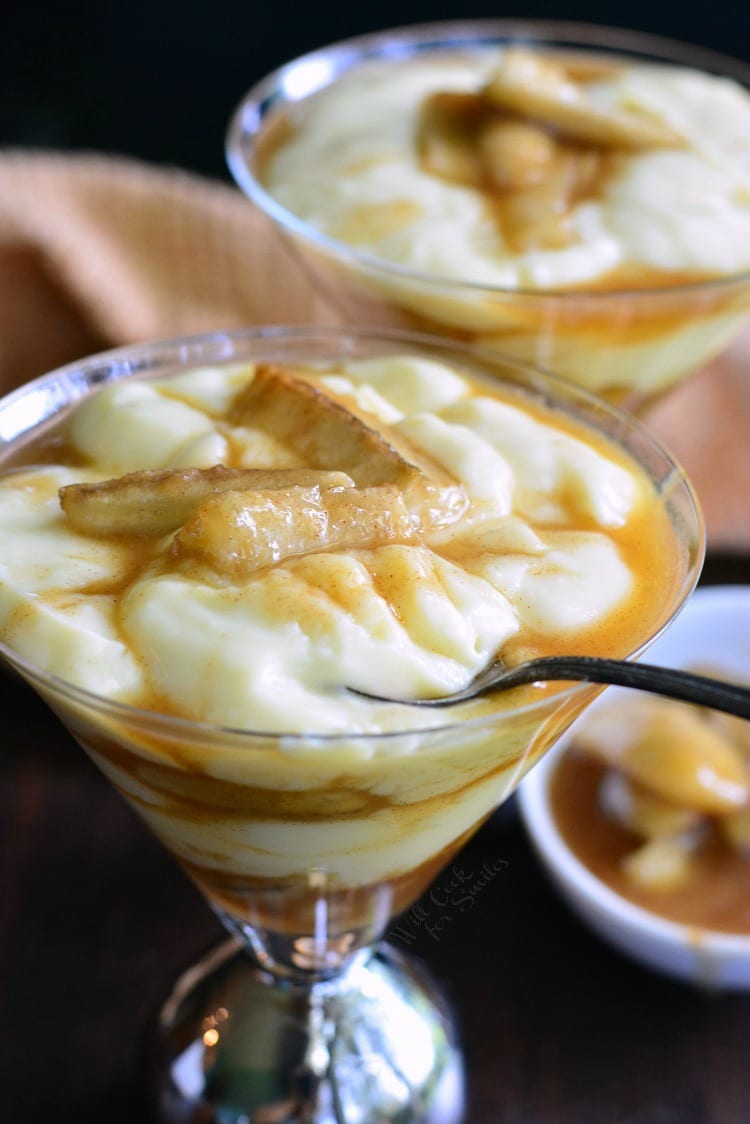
[2,557,749,1124]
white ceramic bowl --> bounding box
[518,584,750,990]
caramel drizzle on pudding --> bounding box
[418,49,684,255]
[417,90,613,254]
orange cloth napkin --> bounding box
[0,151,336,384]
[0,151,747,554]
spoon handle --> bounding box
[478,656,750,718]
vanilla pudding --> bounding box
[0,334,698,956]
[234,27,750,406]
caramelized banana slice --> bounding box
[499,148,603,251]
[417,89,605,250]
[229,363,426,489]
[708,713,750,760]
[621,833,702,891]
[59,467,353,537]
[599,769,702,839]
[172,484,419,576]
[479,118,558,191]
[576,697,750,814]
[229,364,467,531]
[484,48,683,150]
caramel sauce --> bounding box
[182,825,479,933]
[550,749,750,934]
[564,264,723,294]
[554,55,624,84]
[1,428,88,470]
[85,714,530,823]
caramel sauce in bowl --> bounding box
[518,585,750,989]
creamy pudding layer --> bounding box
[0,354,684,921]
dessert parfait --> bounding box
[0,328,700,972]
[0,327,703,1121]
[228,23,750,409]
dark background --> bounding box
[2,1,750,182]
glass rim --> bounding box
[0,322,705,744]
[226,17,750,301]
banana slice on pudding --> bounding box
[59,466,354,537]
[172,483,419,576]
[228,363,468,533]
[483,48,684,150]
[60,365,469,574]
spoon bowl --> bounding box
[353,655,750,718]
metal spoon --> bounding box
[352,655,750,718]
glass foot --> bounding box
[151,938,465,1124]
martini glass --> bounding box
[227,21,750,414]
[0,326,703,1122]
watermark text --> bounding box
[390,857,508,946]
